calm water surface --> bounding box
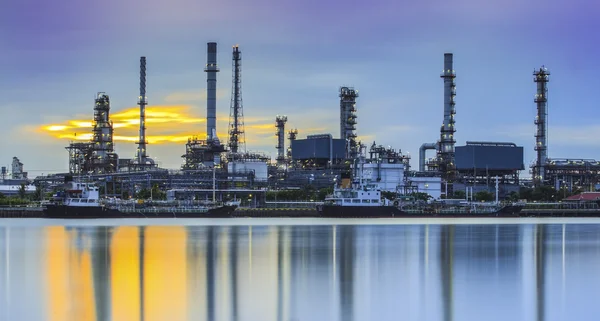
[1,219,599,321]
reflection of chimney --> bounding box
[205,42,219,142]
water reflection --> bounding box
[2,223,600,320]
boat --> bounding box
[43,181,238,219]
[316,157,524,218]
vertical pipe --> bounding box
[137,57,147,165]
[205,42,219,141]
[534,66,549,186]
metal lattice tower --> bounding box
[533,66,550,186]
[438,53,457,183]
[275,116,287,165]
[339,87,358,159]
[136,57,149,165]
[228,45,246,154]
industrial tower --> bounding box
[206,42,220,144]
[91,93,118,174]
[66,93,118,175]
[533,66,549,186]
[275,116,287,166]
[182,42,225,169]
[340,87,358,159]
[134,56,154,169]
[437,53,457,192]
[287,129,298,161]
[228,45,246,154]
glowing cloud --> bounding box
[39,105,217,144]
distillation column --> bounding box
[287,129,298,161]
[275,116,287,166]
[205,42,220,143]
[439,53,457,173]
[228,45,245,154]
[91,93,117,173]
[339,87,359,159]
[533,66,550,186]
[136,57,149,166]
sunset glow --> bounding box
[39,105,222,144]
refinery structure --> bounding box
[4,44,599,204]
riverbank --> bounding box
[0,206,44,218]
[3,206,600,219]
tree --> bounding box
[18,183,27,199]
[0,192,5,199]
[453,190,466,199]
[381,191,397,201]
[410,192,432,201]
[474,191,494,202]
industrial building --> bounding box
[453,141,524,197]
[291,134,346,169]
[529,66,600,192]
[30,44,600,205]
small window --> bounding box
[362,199,369,203]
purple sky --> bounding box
[0,0,599,176]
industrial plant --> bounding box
[4,43,596,206]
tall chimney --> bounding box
[533,66,549,186]
[205,42,220,142]
[136,56,148,164]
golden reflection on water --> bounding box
[110,227,140,321]
[31,223,594,321]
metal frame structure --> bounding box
[66,93,118,175]
[437,53,457,191]
[132,56,155,170]
[228,45,246,155]
[339,87,359,159]
[275,116,287,166]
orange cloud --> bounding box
[38,105,279,145]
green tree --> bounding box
[32,183,44,201]
[0,192,5,199]
[18,183,27,199]
[410,192,432,201]
[452,190,466,199]
[474,191,494,202]
[151,184,166,200]
[381,191,397,201]
[136,188,151,200]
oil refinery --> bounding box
[3,43,600,205]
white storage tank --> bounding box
[359,163,405,192]
[228,160,268,182]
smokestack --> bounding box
[136,56,148,164]
[205,42,220,142]
[533,66,549,186]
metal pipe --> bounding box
[205,42,219,141]
[137,57,148,165]
[419,143,437,171]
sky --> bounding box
[0,0,598,178]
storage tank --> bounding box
[228,160,268,182]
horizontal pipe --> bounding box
[419,143,437,172]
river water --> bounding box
[1,218,600,321]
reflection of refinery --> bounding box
[23,46,600,202]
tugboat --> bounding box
[43,181,238,219]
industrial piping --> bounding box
[136,57,148,165]
[205,42,220,142]
[419,143,437,172]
